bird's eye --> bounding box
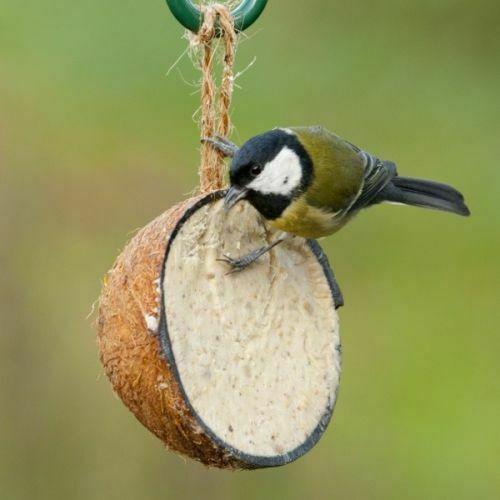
[250,164,263,177]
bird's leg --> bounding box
[201,135,239,158]
[217,235,294,274]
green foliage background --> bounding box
[1,1,499,498]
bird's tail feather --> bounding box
[377,176,470,216]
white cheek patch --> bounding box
[248,147,302,196]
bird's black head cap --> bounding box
[228,129,313,219]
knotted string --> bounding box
[189,4,236,193]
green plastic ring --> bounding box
[166,0,268,33]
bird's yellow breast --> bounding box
[270,196,346,239]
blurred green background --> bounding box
[1,0,499,498]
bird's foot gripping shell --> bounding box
[97,191,342,469]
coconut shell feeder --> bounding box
[97,0,344,469]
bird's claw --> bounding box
[201,135,239,158]
[216,254,251,274]
[217,240,287,275]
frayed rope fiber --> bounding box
[189,4,236,194]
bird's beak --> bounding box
[224,186,249,210]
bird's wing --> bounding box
[350,152,397,211]
[294,127,366,212]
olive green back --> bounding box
[292,126,365,213]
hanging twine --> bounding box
[189,4,236,194]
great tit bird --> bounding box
[204,126,470,271]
